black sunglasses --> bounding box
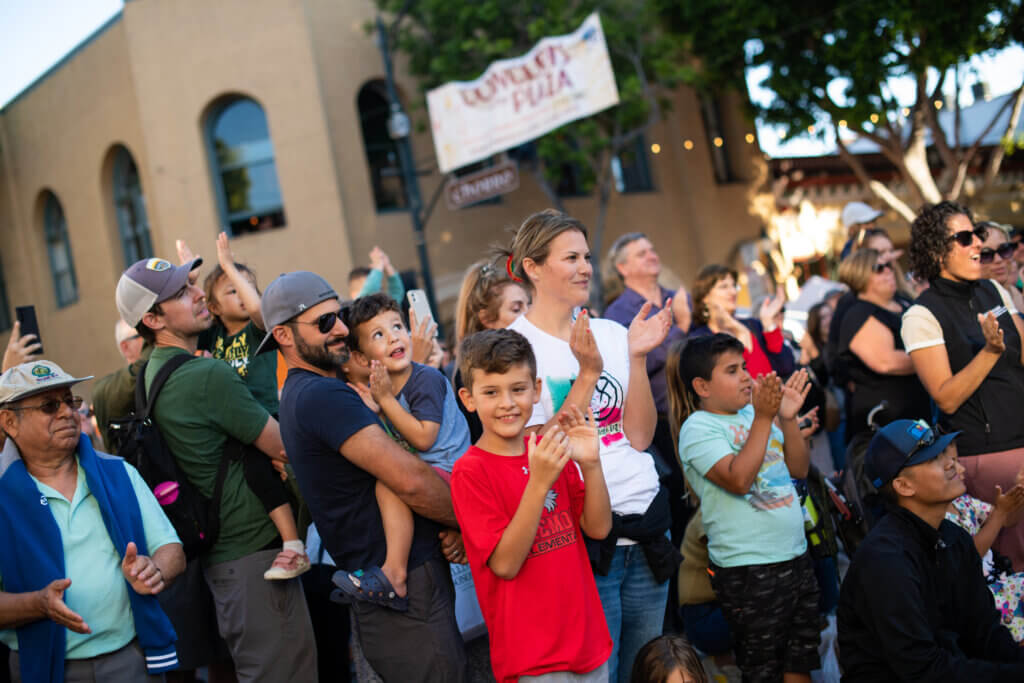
[947,226,988,247]
[295,310,343,334]
[871,262,893,274]
[7,395,84,415]
[979,242,1017,264]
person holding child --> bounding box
[671,333,820,682]
[502,209,675,683]
[452,328,613,682]
[265,271,466,682]
[334,292,471,608]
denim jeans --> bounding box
[593,543,669,683]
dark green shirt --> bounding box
[199,321,279,414]
[145,346,276,565]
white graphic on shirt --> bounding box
[544,489,558,512]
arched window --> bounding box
[111,145,154,266]
[206,97,286,236]
[42,192,79,308]
[358,81,407,211]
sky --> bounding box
[2,0,1022,159]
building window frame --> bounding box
[111,145,154,266]
[358,80,408,213]
[43,192,79,308]
[204,96,287,236]
[612,135,655,194]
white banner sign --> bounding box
[427,13,620,174]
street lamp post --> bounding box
[376,16,440,329]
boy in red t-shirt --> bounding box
[452,329,613,683]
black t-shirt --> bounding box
[837,299,931,438]
[278,368,442,571]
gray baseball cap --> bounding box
[0,361,93,406]
[254,271,339,355]
[116,257,203,327]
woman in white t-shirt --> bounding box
[499,209,673,683]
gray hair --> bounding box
[606,232,648,281]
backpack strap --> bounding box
[135,353,197,419]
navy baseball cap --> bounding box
[865,419,960,489]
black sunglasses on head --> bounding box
[871,262,893,274]
[295,310,343,334]
[947,226,988,247]
[979,242,1017,264]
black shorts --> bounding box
[709,552,820,682]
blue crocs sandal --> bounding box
[332,566,409,612]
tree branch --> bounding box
[835,127,916,223]
[947,81,1023,199]
[976,80,1024,200]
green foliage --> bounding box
[666,0,1023,142]
[373,0,692,191]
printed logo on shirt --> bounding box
[544,489,558,512]
[547,371,626,446]
[727,424,795,511]
[213,332,251,377]
[529,505,577,558]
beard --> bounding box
[294,329,349,372]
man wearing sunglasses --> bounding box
[260,271,468,682]
[116,257,317,681]
[0,360,184,681]
[838,419,1024,681]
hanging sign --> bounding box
[427,12,620,173]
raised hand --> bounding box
[409,309,438,364]
[979,312,1005,354]
[2,321,42,372]
[527,426,571,490]
[215,231,237,273]
[751,373,783,419]
[779,369,812,420]
[176,239,196,265]
[759,285,786,331]
[558,405,600,467]
[121,542,166,595]
[369,246,385,271]
[368,360,393,402]
[569,310,603,378]
[672,287,691,332]
[348,381,380,414]
[994,483,1024,528]
[628,300,672,358]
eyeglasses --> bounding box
[947,226,988,247]
[6,395,84,415]
[294,310,343,334]
[871,262,893,274]
[979,242,1017,264]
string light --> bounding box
[712,137,723,147]
[650,143,661,154]
[870,113,879,123]
[745,133,755,144]
[683,139,694,150]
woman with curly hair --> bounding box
[688,264,793,378]
[902,201,1024,567]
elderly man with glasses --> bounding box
[0,360,184,682]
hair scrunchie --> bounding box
[506,254,523,283]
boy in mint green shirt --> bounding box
[673,333,819,682]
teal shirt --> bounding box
[678,405,807,568]
[357,269,405,301]
[0,459,180,658]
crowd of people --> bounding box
[3,199,1024,683]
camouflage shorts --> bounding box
[709,552,821,682]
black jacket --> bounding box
[837,505,1024,682]
[916,278,1024,456]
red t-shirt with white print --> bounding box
[451,444,611,683]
